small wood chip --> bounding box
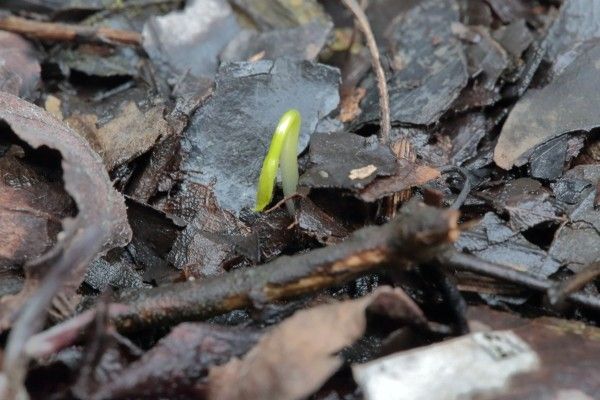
[350,164,377,180]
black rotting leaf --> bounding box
[552,164,600,207]
[448,112,499,166]
[46,2,156,79]
[181,59,340,214]
[360,0,468,126]
[485,178,564,233]
[126,79,213,203]
[142,0,241,81]
[220,20,333,63]
[495,42,600,170]
[459,0,493,27]
[125,199,183,286]
[239,207,296,262]
[462,25,509,90]
[299,131,396,191]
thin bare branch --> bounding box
[340,0,391,144]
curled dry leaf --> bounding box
[0,92,131,393]
[207,286,426,400]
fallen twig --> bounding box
[547,261,600,307]
[340,0,391,144]
[111,201,458,332]
[26,203,600,359]
[439,251,600,310]
[0,15,141,46]
[27,201,458,344]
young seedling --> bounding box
[255,109,301,214]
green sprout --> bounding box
[255,109,301,213]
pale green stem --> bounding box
[255,109,301,214]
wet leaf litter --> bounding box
[1,1,600,399]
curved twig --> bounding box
[340,0,391,144]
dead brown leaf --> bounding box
[359,158,440,202]
[207,286,425,400]
[91,323,262,400]
[338,86,366,123]
[66,101,169,170]
[0,146,73,269]
[0,31,40,99]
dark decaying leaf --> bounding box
[448,112,498,166]
[91,323,262,400]
[0,91,131,332]
[180,59,340,214]
[456,212,550,277]
[220,20,333,63]
[167,189,251,279]
[360,0,468,126]
[126,79,213,202]
[142,0,241,80]
[501,37,546,100]
[297,198,350,245]
[85,251,147,292]
[482,0,531,24]
[486,178,564,233]
[300,132,396,191]
[546,0,600,61]
[0,31,40,99]
[492,19,534,61]
[546,188,600,274]
[0,145,73,269]
[125,199,183,286]
[495,42,600,170]
[207,287,425,400]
